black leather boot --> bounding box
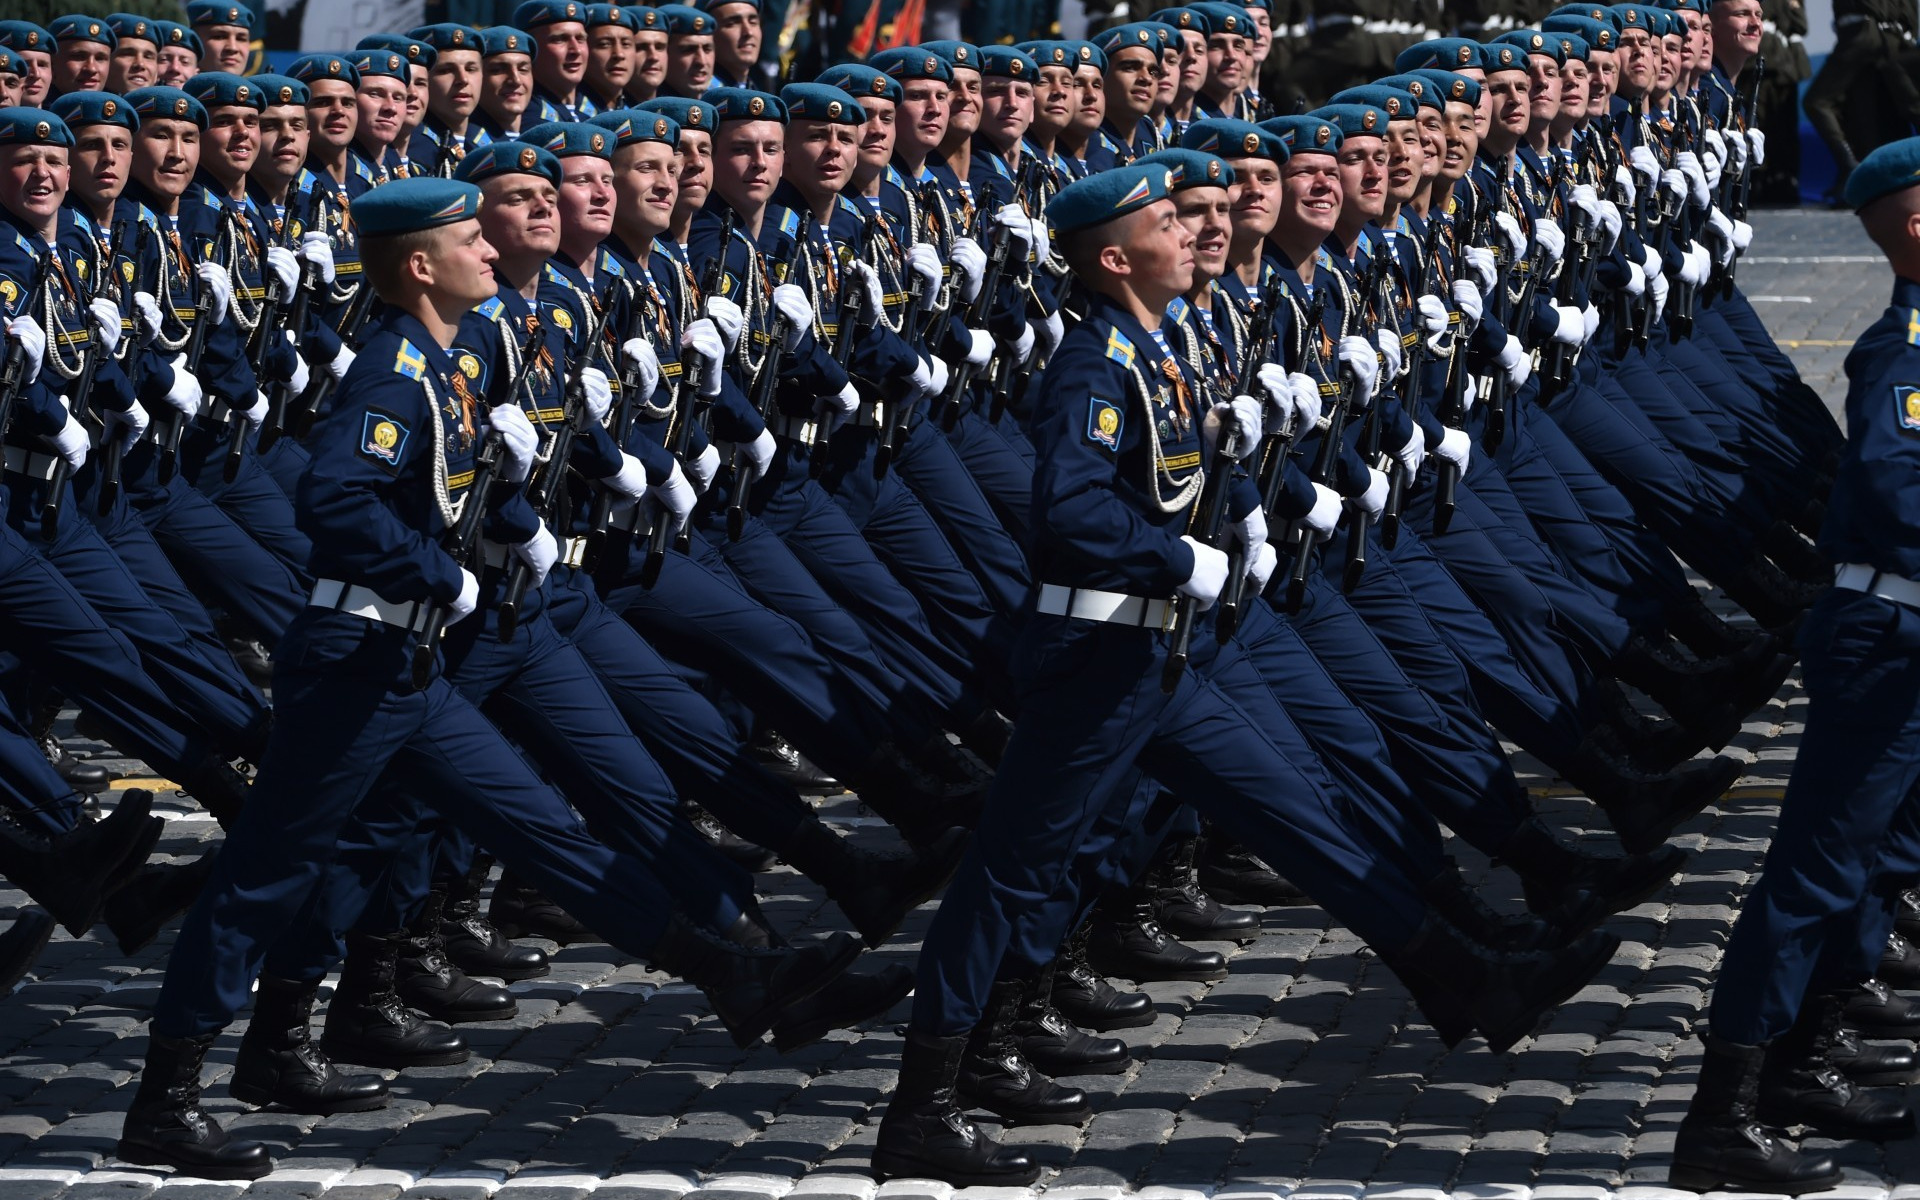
[779,820,969,948]
[1504,817,1688,925]
[1670,1034,1843,1194]
[1762,518,1831,584]
[1011,960,1130,1077]
[768,962,915,1053]
[648,911,861,1048]
[1152,836,1258,944]
[1758,991,1916,1140]
[319,930,470,1069]
[1830,1021,1920,1086]
[1197,830,1309,906]
[32,694,112,793]
[117,1032,274,1180]
[749,729,837,788]
[683,801,778,872]
[855,740,988,848]
[1882,932,1920,990]
[1595,686,1713,773]
[1668,591,1779,661]
[916,731,995,791]
[1051,922,1155,1031]
[1562,741,1742,854]
[1612,635,1743,748]
[1419,865,1566,952]
[1841,979,1920,1040]
[1723,554,1825,629]
[958,710,1014,767]
[105,849,219,954]
[957,979,1093,1125]
[489,872,594,944]
[440,858,547,981]
[178,758,251,830]
[1387,916,1620,1053]
[872,1030,1041,1186]
[0,906,52,996]
[0,790,160,936]
[395,887,517,1023]
[232,977,390,1114]
[1086,888,1228,983]
[1899,889,1920,943]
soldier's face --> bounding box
[71,126,130,210]
[1073,67,1105,132]
[557,155,616,242]
[784,118,857,202]
[110,36,158,91]
[0,145,67,229]
[1616,29,1653,95]
[1656,35,1681,90]
[1157,47,1179,106]
[947,69,981,138]
[674,129,711,215]
[896,80,949,157]
[1207,33,1248,94]
[1336,135,1386,222]
[1711,0,1763,58]
[1385,121,1422,202]
[158,46,196,87]
[856,96,896,174]
[0,74,20,106]
[588,24,634,96]
[429,51,482,123]
[479,175,561,261]
[1525,55,1560,125]
[1415,107,1443,177]
[18,50,49,105]
[53,40,110,94]
[713,4,761,79]
[357,77,407,148]
[1459,66,1490,135]
[1175,185,1231,278]
[203,106,258,188]
[535,21,589,91]
[1034,65,1076,138]
[1113,199,1193,301]
[666,34,714,94]
[404,65,429,133]
[307,81,358,152]
[1105,48,1160,124]
[255,106,309,186]
[133,118,199,200]
[1278,155,1340,237]
[612,140,677,237]
[199,23,250,74]
[1439,100,1477,180]
[484,54,534,119]
[713,119,782,211]
[631,31,668,93]
[1175,33,1206,101]
[1486,71,1529,139]
[427,218,498,306]
[1226,155,1280,239]
[1249,9,1272,63]
[981,79,1033,148]
[1587,51,1617,115]
[1558,59,1588,121]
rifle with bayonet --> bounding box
[226,208,299,482]
[289,268,379,440]
[1539,177,1594,403]
[98,218,151,516]
[0,257,51,455]
[1481,152,1516,452]
[987,160,1046,425]
[727,233,803,541]
[811,217,881,482]
[1214,268,1287,642]
[642,211,735,574]
[1162,362,1248,694]
[1382,219,1443,550]
[938,205,1012,431]
[1716,55,1762,300]
[1342,247,1392,593]
[45,228,118,539]
[158,221,226,485]
[1283,279,1355,612]
[259,188,324,454]
[1666,119,1698,339]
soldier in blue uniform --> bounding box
[517,0,596,122]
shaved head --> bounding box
[1859,186,1920,278]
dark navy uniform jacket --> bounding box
[1824,276,1920,578]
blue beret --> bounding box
[630,6,667,31]
[1553,32,1591,59]
[0,49,24,76]
[351,49,410,84]
[514,0,590,28]
[1553,3,1621,28]
[870,47,952,82]
[818,63,902,103]
[455,139,564,186]
[708,87,785,123]
[1137,147,1235,190]
[407,23,484,53]
[185,72,265,111]
[1094,23,1163,58]
[1188,2,1255,35]
[354,177,484,237]
[107,14,159,45]
[124,86,207,127]
[1151,8,1213,35]
[1395,37,1483,71]
[657,5,713,34]
[184,2,254,31]
[697,0,762,12]
[1496,29,1564,63]
[1240,0,1272,11]
[1542,14,1616,50]
[360,34,436,70]
[250,74,309,107]
[1406,68,1482,107]
[482,27,538,59]
[1262,114,1341,156]
[1145,23,1184,49]
[978,46,1039,80]
[591,106,678,146]
[1480,40,1528,72]
[1045,161,1173,234]
[50,16,115,49]
[1846,136,1920,209]
[50,91,134,132]
[1067,39,1108,71]
[1311,103,1389,140]
[0,107,72,148]
[1374,73,1446,110]
[0,22,54,54]
[523,119,616,158]
[1018,40,1076,70]
[637,95,717,132]
[153,21,202,57]
[1611,5,1656,33]
[1330,84,1418,119]
[781,82,866,123]
[1652,8,1682,34]
[920,40,982,71]
[587,3,646,28]
[287,53,359,88]
[1182,117,1287,161]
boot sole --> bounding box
[1084,960,1229,984]
[401,1003,518,1024]
[319,1040,470,1070]
[1845,1067,1920,1086]
[870,1148,1041,1187]
[972,1100,1094,1127]
[229,1078,390,1115]
[1668,1163,1844,1195]
[1025,1053,1132,1077]
[1480,932,1621,1054]
[116,1139,273,1181]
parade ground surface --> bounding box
[0,208,1893,1200]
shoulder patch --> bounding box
[361,411,410,468]
[552,306,574,331]
[476,295,506,319]
[1908,308,1920,347]
[457,352,482,380]
[1896,384,1920,431]
[779,208,801,238]
[1104,327,1136,367]
[1087,397,1124,451]
[393,339,428,381]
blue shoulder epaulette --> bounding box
[476,294,506,319]
[393,338,428,380]
[1104,324,1136,367]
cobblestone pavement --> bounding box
[0,209,1902,1200]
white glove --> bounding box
[995,204,1036,255]
[1234,505,1267,561]
[449,567,481,623]
[604,451,652,498]
[645,459,697,534]
[1747,128,1766,166]
[265,244,299,296]
[1680,242,1712,287]
[848,260,885,323]
[1356,466,1389,520]
[1647,262,1669,315]
[1461,374,1479,414]
[328,343,355,383]
[193,262,232,324]
[744,427,776,478]
[1012,321,1036,365]
[964,327,993,367]
[49,397,88,470]
[707,295,745,349]
[682,319,725,397]
[298,229,336,284]
[1036,310,1064,361]
[88,298,123,355]
[1659,168,1687,205]
[1550,303,1587,346]
[512,522,559,587]
[1257,362,1319,433]
[815,380,860,434]
[623,336,663,399]
[1336,334,1379,406]
[1703,145,1725,192]
[1732,219,1753,253]
[1494,211,1527,261]
[1703,127,1727,169]
[1533,218,1565,261]
[1613,164,1638,210]
[1394,424,1426,476]
[1625,259,1647,297]
[1451,278,1483,323]
[133,291,163,343]
[1415,293,1449,335]
[490,401,539,484]
[1302,482,1342,538]
[771,283,813,350]
[1375,327,1403,381]
[1464,246,1497,293]
[1247,540,1279,592]
[580,366,613,425]
[905,241,943,294]
[1435,425,1471,472]
[688,441,721,492]
[1582,304,1599,342]
[1705,209,1736,268]
[163,353,202,416]
[1209,394,1264,451]
[105,401,148,454]
[281,329,308,394]
[1569,183,1602,225]
[6,315,45,384]
[1596,200,1623,251]
[951,237,987,302]
[1678,152,1709,205]
[924,355,949,397]
[907,356,932,396]
[1630,145,1661,184]
[1178,535,1229,609]
[1497,333,1530,388]
[1724,128,1748,174]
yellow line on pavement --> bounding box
[112,778,178,791]
[1778,339,1851,347]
